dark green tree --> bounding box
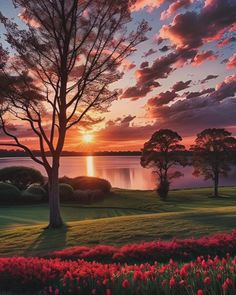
[191,128,236,198]
[141,129,186,200]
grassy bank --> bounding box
[0,187,236,256]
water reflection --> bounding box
[0,156,235,190]
[86,156,94,176]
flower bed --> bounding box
[0,255,236,294]
[48,231,236,263]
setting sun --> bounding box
[83,134,93,143]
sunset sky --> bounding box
[0,0,236,151]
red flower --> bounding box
[197,290,204,295]
[122,279,130,288]
[204,277,211,285]
[169,277,175,288]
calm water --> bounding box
[0,156,235,190]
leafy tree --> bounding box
[141,129,186,200]
[191,128,236,198]
[0,0,149,228]
[0,166,44,190]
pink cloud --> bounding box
[161,0,192,20]
[160,1,236,50]
[18,8,40,28]
[192,50,218,66]
[217,37,236,48]
[226,54,236,69]
[131,0,165,12]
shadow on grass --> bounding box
[25,224,69,255]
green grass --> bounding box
[0,187,236,256]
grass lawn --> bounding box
[0,187,236,256]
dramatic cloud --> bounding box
[161,0,192,20]
[159,45,170,52]
[145,75,236,136]
[140,61,149,68]
[213,74,236,100]
[142,48,157,57]
[185,88,214,99]
[98,115,157,143]
[226,53,236,69]
[160,0,236,49]
[201,75,218,84]
[147,90,178,107]
[131,0,165,12]
[121,82,160,100]
[192,50,218,66]
[122,48,196,100]
[172,80,191,92]
[217,36,236,48]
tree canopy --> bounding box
[141,129,186,200]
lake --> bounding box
[0,156,235,190]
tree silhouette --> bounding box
[0,0,149,228]
[141,129,186,200]
[191,128,236,198]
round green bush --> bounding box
[59,176,111,193]
[22,184,47,202]
[59,183,74,202]
[0,166,45,190]
[0,182,21,202]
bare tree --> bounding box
[0,0,149,228]
[141,129,186,200]
[191,128,236,198]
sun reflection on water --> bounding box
[86,156,94,176]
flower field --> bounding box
[0,255,236,294]
[48,231,236,263]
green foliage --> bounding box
[22,184,47,202]
[0,166,44,190]
[0,182,21,202]
[191,128,236,197]
[141,129,186,200]
[59,176,111,193]
[59,183,74,202]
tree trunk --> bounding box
[46,162,63,229]
[213,172,219,198]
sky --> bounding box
[0,0,236,151]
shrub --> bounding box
[59,176,111,193]
[22,184,47,202]
[0,166,44,190]
[48,230,236,264]
[59,183,74,202]
[0,182,21,202]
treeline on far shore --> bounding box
[0,150,143,157]
[0,149,236,163]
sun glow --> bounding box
[83,133,93,143]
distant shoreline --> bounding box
[0,150,143,157]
